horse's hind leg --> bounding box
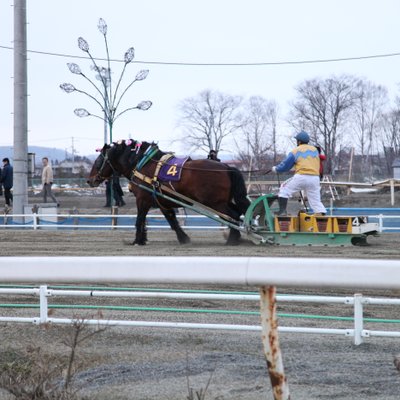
[222,206,242,245]
[226,227,241,245]
[162,208,191,244]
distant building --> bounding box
[53,160,93,176]
[392,158,400,179]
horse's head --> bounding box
[87,139,145,187]
[87,144,113,187]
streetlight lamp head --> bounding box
[135,70,149,81]
[78,37,89,52]
[61,19,152,140]
[67,63,82,75]
[137,101,152,111]
[98,18,107,35]
[60,83,76,93]
[124,47,135,64]
[74,108,90,117]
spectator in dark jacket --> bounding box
[0,166,3,196]
[104,174,126,207]
[0,158,13,206]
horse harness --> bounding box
[133,153,175,189]
[130,146,238,223]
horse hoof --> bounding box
[225,238,242,246]
[132,240,147,246]
[226,242,240,246]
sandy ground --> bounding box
[0,191,400,399]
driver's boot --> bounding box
[275,197,288,216]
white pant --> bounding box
[279,174,326,214]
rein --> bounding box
[96,152,117,180]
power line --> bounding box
[1,44,400,66]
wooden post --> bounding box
[111,206,118,229]
[347,147,354,195]
[259,285,290,400]
[390,179,395,206]
[72,207,79,230]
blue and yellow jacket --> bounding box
[275,144,320,176]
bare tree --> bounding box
[351,79,388,177]
[177,90,243,155]
[380,104,400,174]
[235,96,279,171]
[289,75,360,175]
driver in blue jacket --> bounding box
[272,131,326,216]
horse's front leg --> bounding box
[133,206,150,245]
[161,208,191,244]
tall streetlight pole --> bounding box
[93,66,111,144]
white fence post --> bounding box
[33,213,38,230]
[353,293,364,345]
[39,285,49,324]
[378,214,384,233]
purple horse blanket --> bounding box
[158,156,189,182]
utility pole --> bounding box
[71,136,75,174]
[13,0,28,220]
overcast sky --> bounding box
[1,0,400,158]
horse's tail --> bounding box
[228,167,251,215]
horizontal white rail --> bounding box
[366,330,400,338]
[0,213,227,230]
[3,287,400,306]
[1,257,400,289]
[0,288,359,302]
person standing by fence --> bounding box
[41,157,59,206]
[104,173,126,207]
[0,158,13,207]
[0,164,3,196]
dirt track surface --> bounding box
[0,193,400,399]
[0,229,397,258]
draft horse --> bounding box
[87,140,250,245]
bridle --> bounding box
[95,149,117,181]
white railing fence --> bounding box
[0,286,399,345]
[1,212,400,232]
[1,256,400,400]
